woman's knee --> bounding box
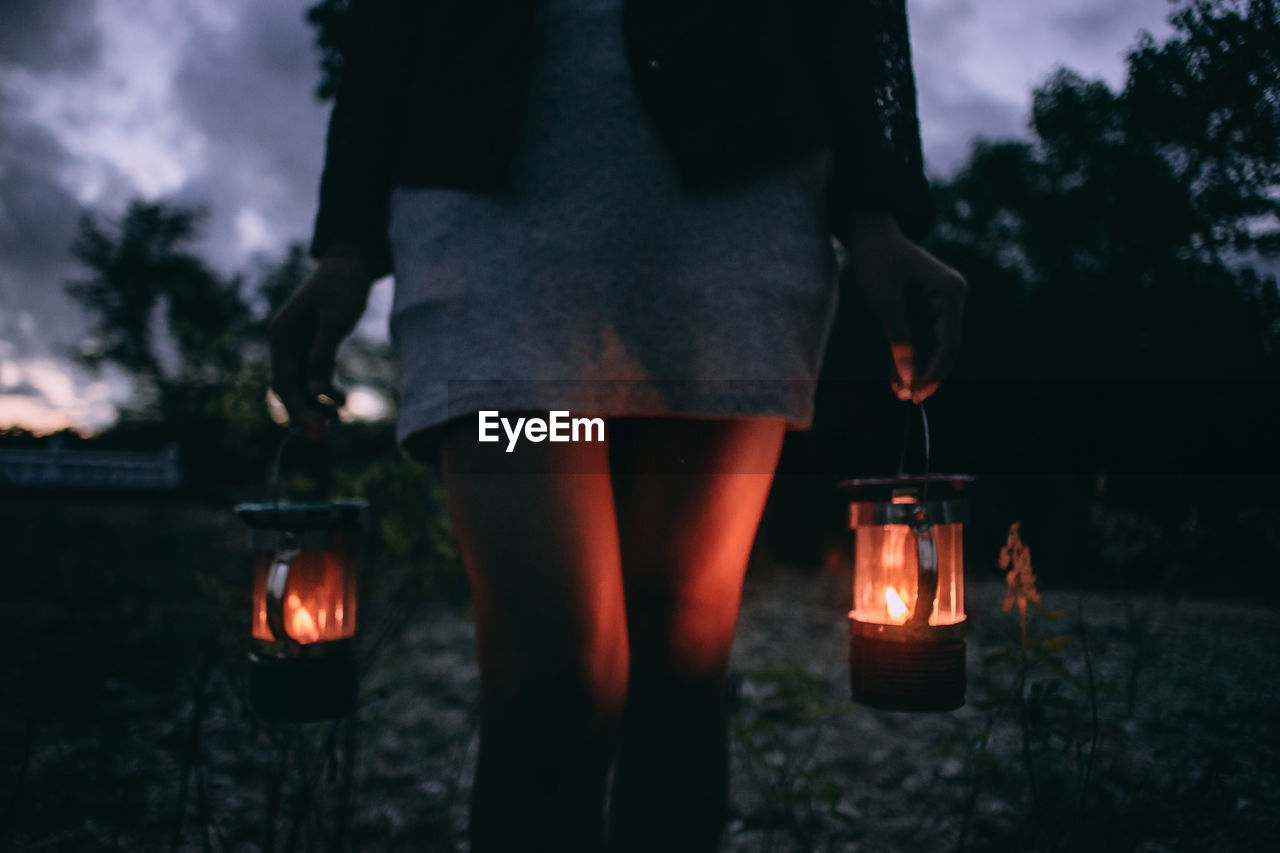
[625,585,739,683]
[480,634,629,735]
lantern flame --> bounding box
[885,586,909,623]
[287,593,321,643]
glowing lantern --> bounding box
[234,499,367,722]
[841,474,972,711]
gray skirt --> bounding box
[388,0,840,449]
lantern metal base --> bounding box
[248,645,357,722]
[849,633,965,712]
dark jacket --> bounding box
[310,0,933,279]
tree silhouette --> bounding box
[1125,0,1280,260]
[67,201,252,414]
[929,0,1279,389]
[806,0,1280,591]
[65,201,321,488]
[62,197,402,490]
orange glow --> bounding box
[288,594,321,643]
[880,526,908,572]
[251,545,357,644]
[853,521,965,627]
[885,586,909,623]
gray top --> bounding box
[387,0,841,445]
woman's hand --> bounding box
[844,209,967,403]
[268,249,377,438]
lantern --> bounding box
[234,499,367,722]
[840,474,971,711]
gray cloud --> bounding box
[168,0,329,272]
[0,0,332,411]
[0,112,82,282]
[0,0,1191,432]
[909,0,1178,178]
[0,0,101,73]
[165,2,402,340]
[917,89,1029,178]
[1050,0,1180,46]
[1,380,43,399]
[0,0,103,355]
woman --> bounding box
[269,0,966,849]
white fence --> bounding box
[0,440,181,490]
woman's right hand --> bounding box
[844,209,968,404]
[268,249,377,438]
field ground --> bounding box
[1,496,1277,851]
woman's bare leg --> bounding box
[442,417,629,853]
[606,417,787,852]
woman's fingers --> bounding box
[889,342,916,401]
[269,304,316,429]
[268,256,375,436]
[270,306,332,438]
[910,266,967,402]
[853,241,916,399]
[865,250,962,403]
[306,312,351,404]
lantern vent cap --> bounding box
[837,473,974,495]
[234,498,368,530]
[841,474,973,527]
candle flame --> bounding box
[287,593,321,643]
[885,586,909,623]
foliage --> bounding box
[729,660,854,851]
[942,514,1280,852]
[906,0,1280,596]
[67,202,251,404]
[1124,0,1280,259]
[968,0,1278,372]
[952,525,1137,853]
[336,451,465,603]
[998,522,1043,631]
[64,201,283,489]
[60,198,402,498]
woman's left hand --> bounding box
[268,249,376,438]
[844,209,968,403]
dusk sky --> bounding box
[0,0,1179,434]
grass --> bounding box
[3,493,1279,852]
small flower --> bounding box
[999,522,1042,633]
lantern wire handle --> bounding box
[270,428,334,511]
[270,431,292,512]
[896,409,910,478]
[920,403,932,501]
[896,402,932,499]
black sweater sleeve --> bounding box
[308,0,419,280]
[825,0,934,241]
[309,0,934,270]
